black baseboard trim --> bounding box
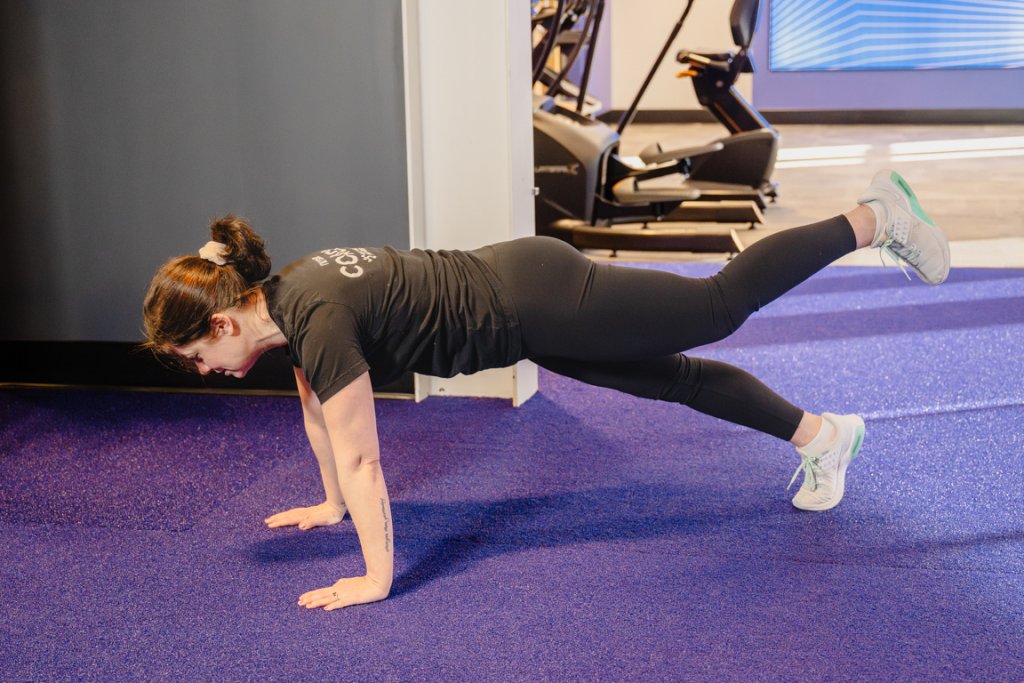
[0,341,415,397]
[600,109,1024,125]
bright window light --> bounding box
[777,144,872,161]
[891,148,1024,162]
[775,158,868,169]
[889,136,1024,154]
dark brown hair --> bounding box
[142,215,271,367]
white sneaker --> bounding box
[858,170,950,285]
[789,413,865,512]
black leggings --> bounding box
[479,216,857,441]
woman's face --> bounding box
[174,314,261,379]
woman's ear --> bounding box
[209,313,234,337]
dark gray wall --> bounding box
[0,0,409,342]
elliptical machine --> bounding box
[531,0,605,115]
[668,0,778,201]
[533,0,779,252]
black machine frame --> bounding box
[532,0,780,253]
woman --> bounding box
[143,170,949,611]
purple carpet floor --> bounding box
[2,265,1023,681]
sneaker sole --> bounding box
[792,418,865,512]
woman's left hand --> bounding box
[264,501,346,530]
[297,576,390,611]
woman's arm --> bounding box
[296,371,394,611]
[263,367,347,530]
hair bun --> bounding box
[208,214,271,283]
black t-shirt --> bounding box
[263,246,521,403]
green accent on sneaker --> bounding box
[889,171,936,226]
[849,425,864,462]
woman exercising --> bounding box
[143,170,949,611]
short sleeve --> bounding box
[294,303,370,403]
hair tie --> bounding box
[198,241,228,266]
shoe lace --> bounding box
[877,237,916,281]
[787,453,818,491]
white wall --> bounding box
[403,0,538,405]
[610,0,752,111]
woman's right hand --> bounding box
[264,502,347,530]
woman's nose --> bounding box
[196,361,211,375]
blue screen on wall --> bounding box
[769,0,1024,71]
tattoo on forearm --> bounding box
[381,498,391,552]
